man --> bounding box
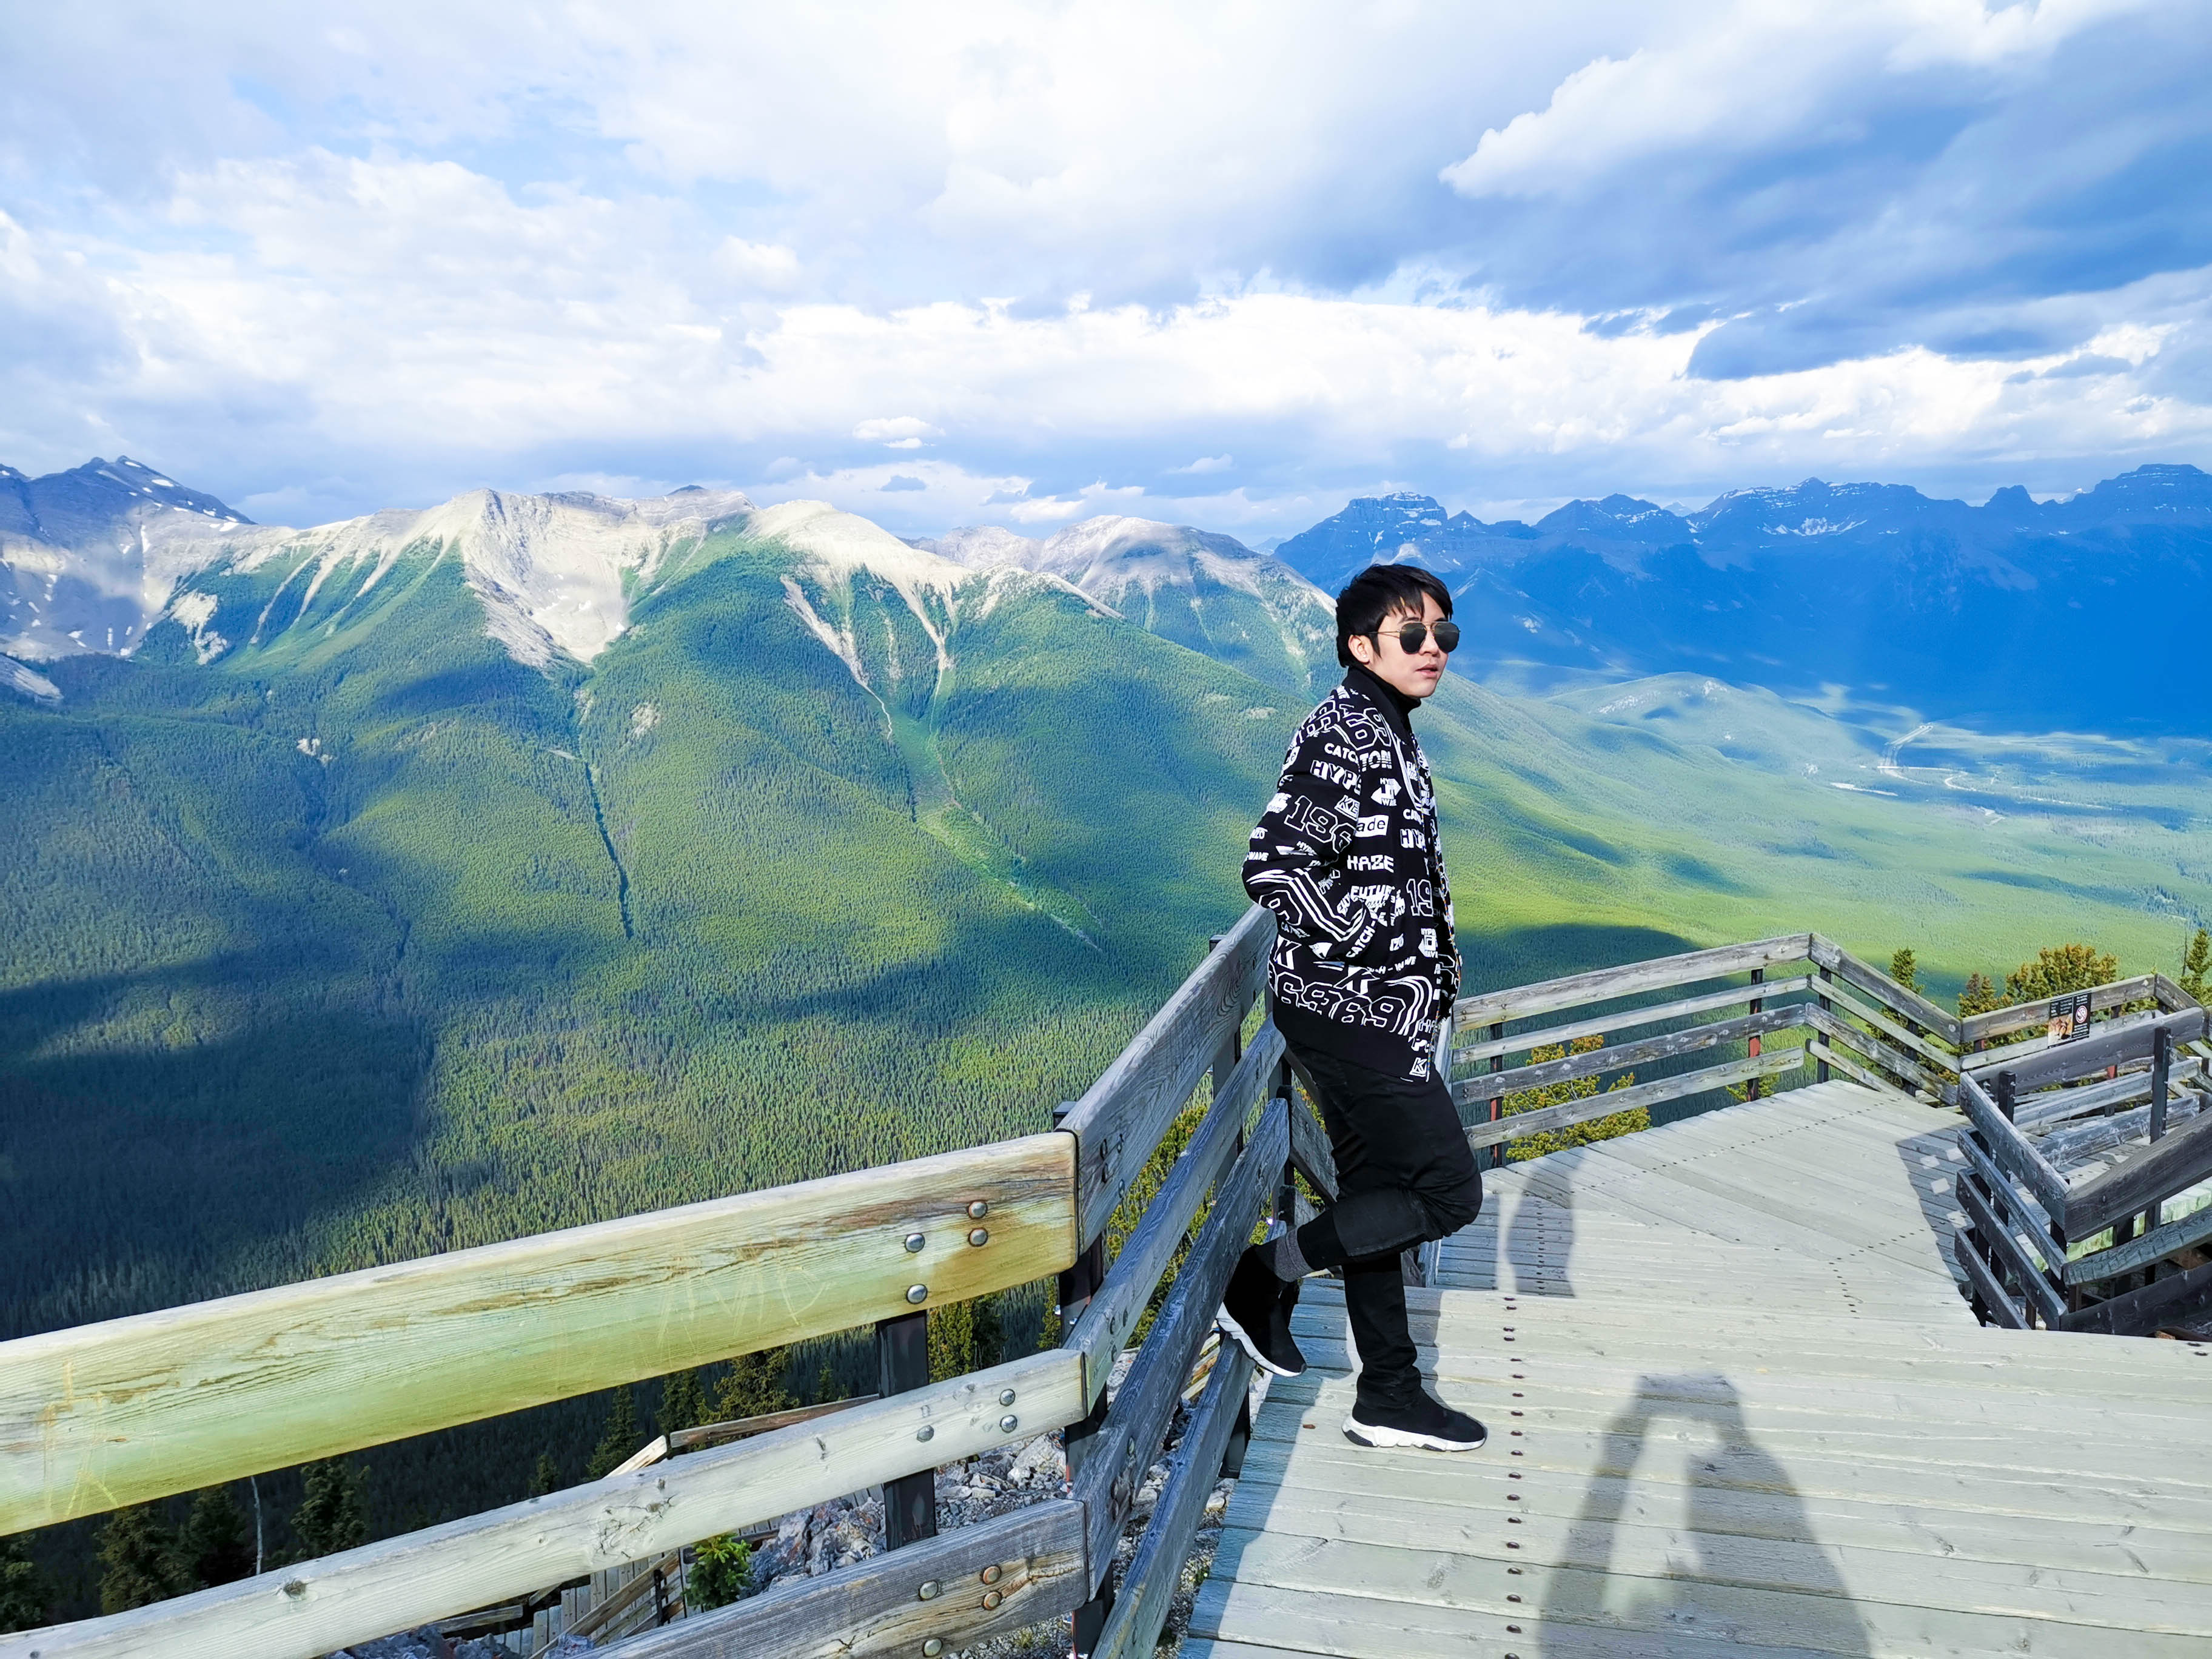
[1219,563,1487,1452]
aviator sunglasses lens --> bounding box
[1395,620,1461,653]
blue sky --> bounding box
[4,1,2209,538]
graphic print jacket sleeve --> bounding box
[1241,706,1402,963]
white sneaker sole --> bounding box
[1215,1307,1304,1378]
[1341,1413,1487,1451]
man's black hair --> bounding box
[1335,563,1454,667]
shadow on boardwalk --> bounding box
[1540,1374,1871,1657]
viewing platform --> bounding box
[4,917,2207,1659]
[1193,1080,2212,1658]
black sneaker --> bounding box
[1343,1391,1487,1451]
[1217,1247,1306,1378]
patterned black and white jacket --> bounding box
[1242,663,1458,1081]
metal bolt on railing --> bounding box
[917,1580,941,1601]
[968,1228,990,1246]
[904,1233,925,1253]
[967,1199,989,1219]
[999,1388,1017,1406]
[999,1413,1019,1432]
[980,1564,1002,1584]
[906,1284,928,1304]
[915,1424,934,1442]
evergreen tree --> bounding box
[1958,973,2001,1019]
[96,1504,192,1614]
[813,1362,837,1405]
[1888,948,1920,993]
[656,1369,708,1438]
[2182,928,2210,1003]
[179,1486,255,1588]
[0,1534,52,1634]
[585,1384,641,1479]
[709,1349,796,1423]
[528,1452,560,1499]
[290,1459,369,1560]
[2003,943,2117,1005]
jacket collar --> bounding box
[1340,662,1418,741]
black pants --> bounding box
[1292,1042,1484,1407]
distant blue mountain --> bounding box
[1275,465,2212,733]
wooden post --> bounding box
[1487,1022,1506,1170]
[1815,970,1832,1084]
[2144,1025,2173,1279]
[1271,1057,1298,1228]
[1053,1101,1114,1658]
[876,1310,936,1551]
[1220,1393,1253,1481]
[1994,1070,2016,1124]
[1745,967,1766,1102]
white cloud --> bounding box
[1172,454,1233,474]
[853,416,943,446]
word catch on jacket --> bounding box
[1242,663,1458,1081]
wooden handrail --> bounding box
[1061,905,1272,1246]
[4,1351,1086,1659]
[1452,933,1812,1027]
[0,1133,1078,1534]
[1806,934,1962,1044]
[1970,1005,2205,1094]
[1465,1046,1803,1152]
[1068,1023,1285,1407]
[1448,1005,1806,1104]
[1449,974,1815,1066]
[1959,972,2168,1046]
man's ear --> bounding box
[1347,632,1375,666]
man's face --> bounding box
[1348,592,1451,701]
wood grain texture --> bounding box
[1954,1174,2066,1325]
[2062,1104,2212,1240]
[1806,934,1961,1043]
[1449,1006,1806,1102]
[1094,1342,1256,1659]
[1287,1088,1338,1203]
[2064,1196,2212,1287]
[1451,934,1811,1028]
[1463,1047,1802,1151]
[608,1500,1087,1659]
[1972,1007,2207,1096]
[1076,1102,1286,1588]
[1802,1039,1909,1103]
[1803,1004,1940,1096]
[1447,977,1814,1067]
[1,1350,1085,1659]
[1814,975,1959,1074]
[0,1134,1078,1534]
[1956,1074,2073,1224]
[1064,905,1272,1245]
[1960,973,2164,1046]
[2058,1257,2212,1337]
[1070,1024,1284,1406]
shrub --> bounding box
[689,1533,752,1610]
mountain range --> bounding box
[1275,466,2211,732]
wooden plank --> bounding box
[1463,1047,1803,1151]
[1956,1073,2073,1224]
[2059,1258,2212,1337]
[1076,1101,1287,1587]
[2063,1104,2212,1241]
[1449,977,1814,1067]
[1095,1343,1257,1659]
[4,1350,1085,1659]
[1803,1004,1940,1096]
[0,1133,1077,1534]
[1452,934,1812,1028]
[2016,1057,2207,1129]
[1954,1171,2066,1325]
[1806,933,1962,1044]
[1961,974,2163,1045]
[1953,1130,2057,1250]
[1449,1006,1806,1103]
[1064,905,1272,1245]
[1977,1007,2207,1096]
[2039,1088,2206,1167]
[1803,1038,1911,1102]
[665,1395,880,1453]
[608,1500,1087,1659]
[2065,1196,2212,1287]
[1952,1230,2028,1327]
[1815,976,1960,1075]
[1287,1087,1338,1202]
[1071,1023,1284,1405]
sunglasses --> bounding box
[1377,619,1461,654]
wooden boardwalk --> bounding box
[1187,1080,2212,1658]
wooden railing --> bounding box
[1447,930,1957,1156]
[4,908,2196,1659]
[1951,996,2212,1335]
